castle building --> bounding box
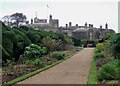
[49,15,59,28]
[58,22,115,40]
[29,15,59,32]
[28,14,115,40]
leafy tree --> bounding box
[11,13,27,26]
[2,15,12,26]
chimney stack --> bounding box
[66,24,68,28]
[76,24,78,26]
[89,24,91,27]
[100,25,102,29]
[105,23,108,29]
[91,24,93,28]
[69,22,72,27]
[85,22,87,27]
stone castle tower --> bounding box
[49,15,59,28]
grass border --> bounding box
[2,49,81,86]
[87,50,97,85]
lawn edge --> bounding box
[87,49,98,85]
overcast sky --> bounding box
[0,0,119,32]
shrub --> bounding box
[108,33,120,59]
[72,37,81,46]
[96,58,113,70]
[33,59,43,67]
[96,43,104,52]
[24,44,48,59]
[42,37,63,51]
[97,60,120,81]
[50,51,65,60]
[94,48,101,54]
[81,40,87,47]
[94,52,105,60]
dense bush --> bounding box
[24,44,48,59]
[50,51,65,60]
[103,33,112,41]
[32,58,44,67]
[96,43,104,51]
[96,58,113,70]
[72,37,81,46]
[42,37,63,51]
[94,52,105,60]
[108,33,120,59]
[81,40,87,47]
[98,60,120,81]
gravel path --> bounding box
[17,48,94,84]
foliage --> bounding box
[94,52,105,60]
[2,15,11,25]
[87,40,98,47]
[96,43,104,51]
[103,40,111,57]
[50,51,65,60]
[81,40,87,47]
[33,59,43,67]
[12,28,31,46]
[11,13,27,26]
[42,37,63,51]
[96,57,114,71]
[108,33,120,59]
[98,60,120,81]
[2,37,13,61]
[24,44,48,59]
[2,22,74,65]
[72,37,81,46]
[103,33,112,41]
[25,58,44,67]
[26,30,42,44]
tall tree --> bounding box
[11,13,27,26]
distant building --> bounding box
[58,22,115,40]
[49,14,59,28]
[27,14,115,40]
[29,15,59,32]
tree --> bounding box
[11,13,27,26]
[2,15,12,26]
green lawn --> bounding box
[87,56,97,85]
